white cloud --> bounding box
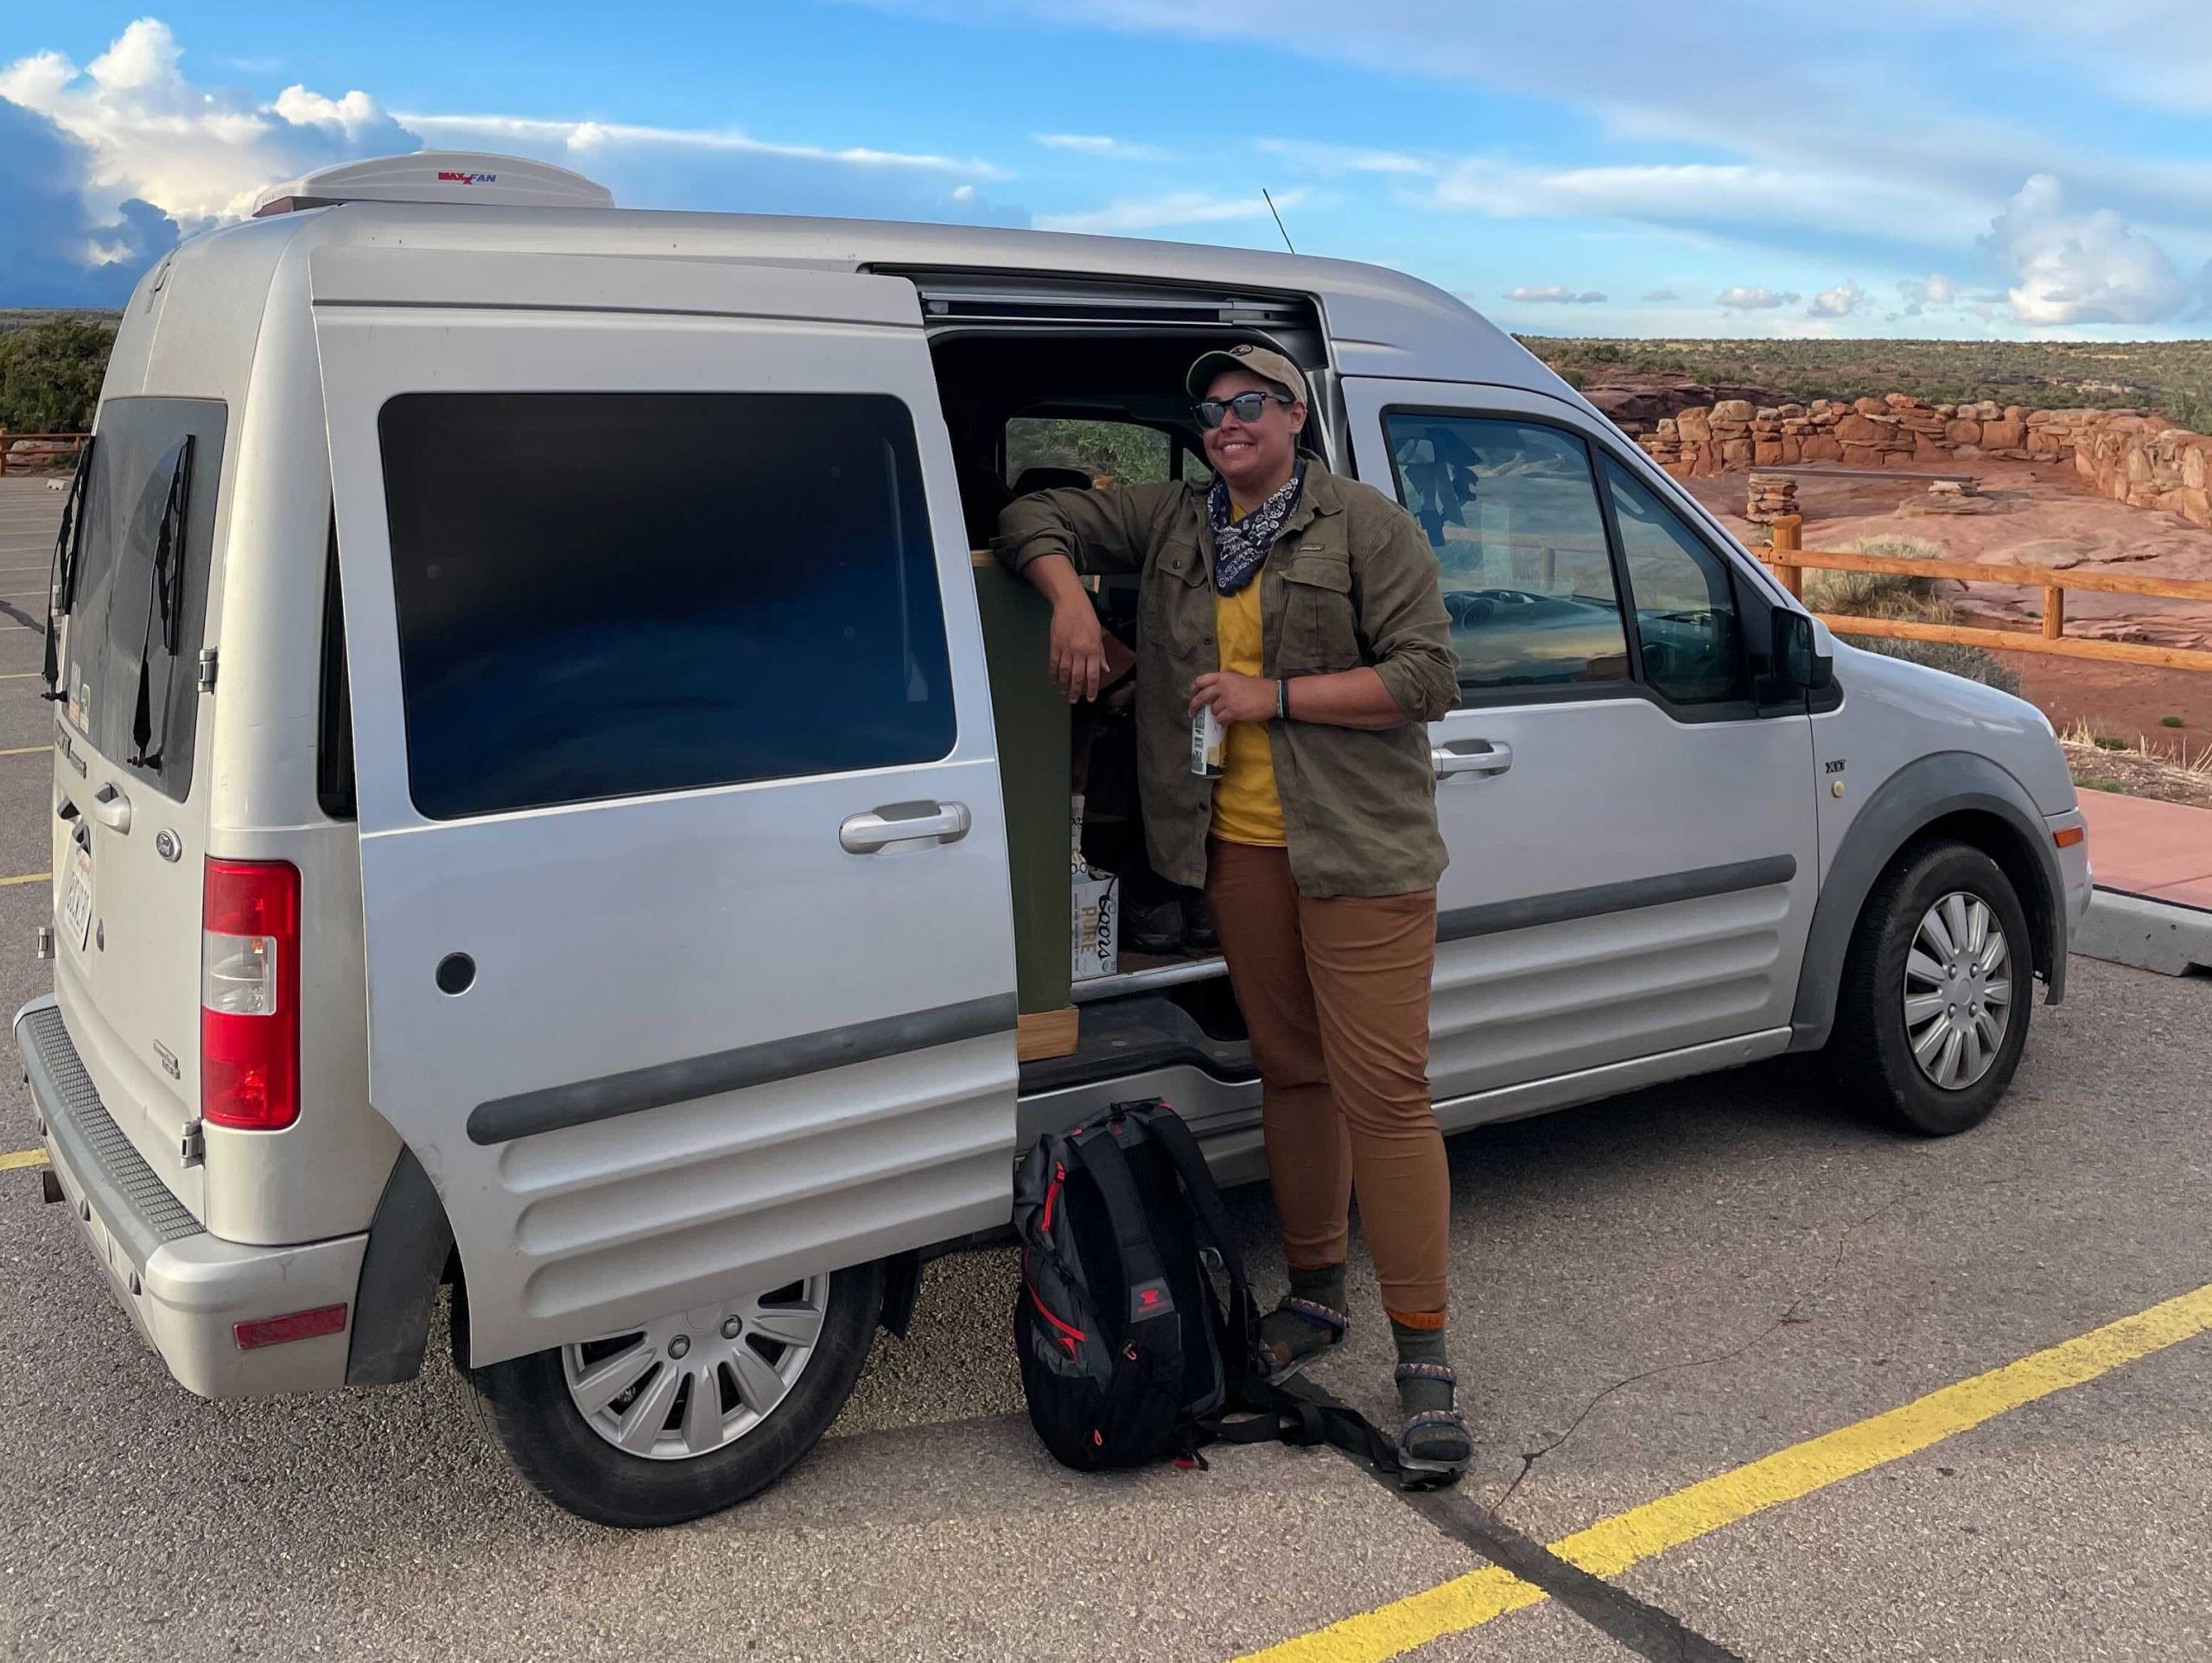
[1979,174,2194,326]
[1034,132,1169,162]
[1255,137,1433,176]
[1035,187,1307,235]
[1807,279,1866,317]
[1,19,412,225]
[1641,288,1679,301]
[1505,285,1606,303]
[1901,273,1956,305]
[1716,285,1800,309]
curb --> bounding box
[2073,889,2212,978]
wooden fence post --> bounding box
[2043,585,2065,641]
[1770,515,1803,599]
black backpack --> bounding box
[1014,1099,1423,1481]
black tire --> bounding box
[1830,838,2033,1137]
[467,1260,882,1527]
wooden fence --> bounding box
[0,434,89,477]
[1763,516,2212,675]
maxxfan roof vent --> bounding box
[251,151,615,217]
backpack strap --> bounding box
[1122,1102,1257,1356]
[1067,1120,1180,1340]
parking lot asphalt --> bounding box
[2,476,2209,1662]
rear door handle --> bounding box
[90,782,132,833]
[840,800,972,854]
[1432,740,1512,782]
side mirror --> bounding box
[1772,609,1833,692]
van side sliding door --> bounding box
[310,248,1017,1367]
[1340,378,1820,1119]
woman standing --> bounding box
[995,345,1469,1471]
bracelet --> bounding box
[1276,678,1289,720]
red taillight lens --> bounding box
[201,858,301,1131]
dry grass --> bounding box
[1810,536,2024,696]
[2058,718,2212,809]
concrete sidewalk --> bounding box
[2079,790,2212,911]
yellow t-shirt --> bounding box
[1209,505,1287,847]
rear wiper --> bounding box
[128,436,194,769]
[41,435,97,703]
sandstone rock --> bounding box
[1655,416,1678,438]
[1780,436,1802,463]
[1711,399,1755,425]
[1988,447,2031,460]
[1936,404,1957,418]
[1885,393,1922,409]
[1953,444,1984,457]
[1840,442,1885,467]
[1854,397,1887,417]
[1945,420,1982,446]
[1675,407,1711,443]
[1754,440,1783,464]
[1981,418,2025,448]
[1719,437,1754,466]
[1835,414,1891,443]
[2005,405,2026,422]
[1778,403,1805,419]
[1801,435,1842,462]
[2183,444,2208,491]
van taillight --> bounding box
[201,859,301,1130]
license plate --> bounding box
[60,843,92,954]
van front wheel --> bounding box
[1830,839,2032,1137]
[469,1261,882,1527]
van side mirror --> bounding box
[1772,609,1833,692]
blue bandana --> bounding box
[1208,460,1307,595]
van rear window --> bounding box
[376,391,957,820]
[60,397,227,798]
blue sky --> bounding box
[4,3,2209,337]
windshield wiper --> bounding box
[128,436,194,770]
[41,435,97,703]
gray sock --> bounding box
[1258,1262,1346,1363]
[1390,1318,1453,1417]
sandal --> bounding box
[1394,1362,1472,1476]
[1256,1296,1350,1383]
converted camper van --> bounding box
[20,153,2091,1525]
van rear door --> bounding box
[310,247,1018,1367]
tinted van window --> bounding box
[1383,413,1631,696]
[60,397,227,799]
[378,392,956,820]
[1604,460,1747,705]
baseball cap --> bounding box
[1185,343,1309,407]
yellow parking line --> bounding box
[1238,1279,2212,1662]
[0,873,51,887]
[0,672,45,680]
[0,1149,48,1172]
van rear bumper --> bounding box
[15,996,366,1398]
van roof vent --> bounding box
[251,151,615,218]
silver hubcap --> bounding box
[562,1275,829,1461]
[1904,892,2012,1091]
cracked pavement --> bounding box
[4,949,2208,1661]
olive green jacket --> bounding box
[994,454,1457,898]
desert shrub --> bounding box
[1804,535,1954,621]
[1841,635,2024,696]
[0,317,115,432]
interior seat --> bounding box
[1013,466,1095,496]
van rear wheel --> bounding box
[1830,839,2032,1137]
[469,1260,882,1527]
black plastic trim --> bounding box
[1787,752,2065,1052]
[344,1146,453,1387]
[466,993,1020,1146]
[1436,855,1799,944]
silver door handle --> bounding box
[90,782,132,833]
[1432,741,1512,782]
[840,800,971,854]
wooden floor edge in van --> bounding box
[1016,1006,1082,1063]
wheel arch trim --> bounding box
[1789,751,2066,1053]
[345,1144,456,1385]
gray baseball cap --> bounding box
[1185,343,1309,407]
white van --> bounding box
[22,152,2091,1526]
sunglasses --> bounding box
[1192,390,1295,429]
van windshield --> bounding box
[61,397,227,798]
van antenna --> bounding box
[1262,188,1297,255]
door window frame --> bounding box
[1377,402,1789,727]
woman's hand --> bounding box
[1048,597,1109,702]
[1188,671,1279,725]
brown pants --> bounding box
[1205,840,1450,1320]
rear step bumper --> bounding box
[15,995,366,1398]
